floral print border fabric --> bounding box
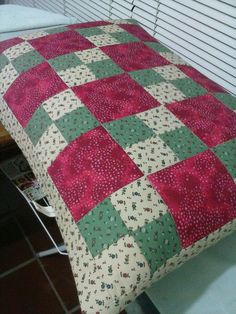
[0,19,236,314]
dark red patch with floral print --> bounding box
[73,73,161,123]
[167,94,236,147]
[101,42,170,71]
[0,37,23,53]
[178,65,225,93]
[67,20,112,29]
[148,150,236,248]
[3,62,67,127]
[48,126,143,222]
[120,24,158,42]
[29,30,95,59]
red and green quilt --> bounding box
[0,19,236,313]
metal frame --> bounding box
[15,185,68,257]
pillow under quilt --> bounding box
[0,19,236,313]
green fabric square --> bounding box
[12,50,44,73]
[55,107,99,143]
[77,198,128,257]
[45,26,68,34]
[48,52,82,72]
[87,59,123,79]
[111,31,139,43]
[159,126,207,160]
[129,69,165,87]
[171,77,206,98]
[132,212,181,276]
[0,54,9,72]
[214,93,236,111]
[76,27,105,37]
[213,138,236,179]
[25,107,52,145]
[104,115,155,148]
[145,42,170,53]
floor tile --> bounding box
[42,254,79,311]
[0,216,33,274]
[0,261,64,314]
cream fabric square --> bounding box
[110,176,168,230]
[0,63,18,96]
[125,135,179,174]
[75,47,108,64]
[20,30,48,40]
[98,24,125,33]
[35,124,67,169]
[3,42,33,61]
[42,89,84,121]
[160,52,189,65]
[58,64,96,87]
[88,34,119,46]
[154,64,187,80]
[137,106,184,135]
[145,81,186,105]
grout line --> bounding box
[67,304,81,314]
[13,215,69,314]
[0,257,37,279]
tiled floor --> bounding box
[0,200,81,314]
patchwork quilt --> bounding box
[0,19,236,313]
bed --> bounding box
[0,10,236,314]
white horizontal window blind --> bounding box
[6,0,236,95]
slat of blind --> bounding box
[195,0,236,18]
[159,3,236,49]
[157,15,236,68]
[171,0,236,31]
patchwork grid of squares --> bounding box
[1,19,236,285]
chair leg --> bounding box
[37,244,67,257]
[16,186,68,256]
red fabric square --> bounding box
[148,150,236,248]
[167,94,236,148]
[29,30,95,59]
[101,42,170,71]
[48,126,143,222]
[0,37,23,54]
[178,65,225,93]
[3,62,67,127]
[120,24,158,42]
[67,21,112,29]
[73,73,161,123]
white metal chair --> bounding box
[0,154,67,257]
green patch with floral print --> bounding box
[0,54,9,71]
[87,59,123,79]
[104,115,155,148]
[77,198,128,257]
[214,93,236,111]
[129,69,165,87]
[145,42,170,53]
[132,212,181,276]
[159,126,207,160]
[45,26,68,34]
[111,31,139,43]
[55,107,99,143]
[171,77,206,98]
[25,107,52,145]
[48,52,82,72]
[212,138,236,179]
[76,27,105,37]
[12,50,44,73]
